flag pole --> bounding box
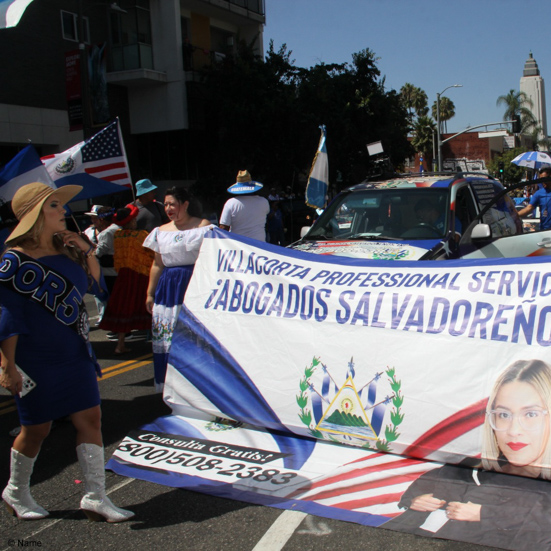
[116,117,135,202]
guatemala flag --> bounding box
[305,125,329,210]
[0,0,34,29]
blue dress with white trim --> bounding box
[143,225,213,392]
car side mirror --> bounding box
[300,226,311,238]
[471,223,492,240]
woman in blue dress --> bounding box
[0,182,134,522]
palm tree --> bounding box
[431,97,456,133]
[411,115,436,162]
[526,124,550,151]
[400,82,417,123]
[412,87,428,117]
[400,84,428,118]
[496,89,534,134]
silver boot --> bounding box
[76,443,134,523]
[2,448,49,520]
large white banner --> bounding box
[163,229,551,465]
[109,229,551,549]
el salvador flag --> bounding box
[0,145,55,203]
[0,0,34,29]
[305,125,329,210]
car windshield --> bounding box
[305,188,450,241]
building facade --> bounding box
[0,0,265,191]
[520,52,548,143]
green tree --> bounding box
[411,115,436,160]
[526,124,550,151]
[496,89,536,135]
[399,82,417,125]
[412,87,428,118]
[431,96,456,133]
[195,41,412,206]
[399,84,428,125]
[487,148,528,185]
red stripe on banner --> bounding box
[85,162,127,174]
[291,403,489,502]
[289,455,427,499]
[404,399,488,458]
[303,472,425,503]
[41,154,56,161]
[346,451,386,465]
[336,490,406,511]
[310,456,427,489]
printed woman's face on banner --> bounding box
[492,381,549,471]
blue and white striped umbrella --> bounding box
[511,151,551,170]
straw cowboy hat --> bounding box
[227,170,264,195]
[6,182,82,243]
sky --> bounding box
[263,0,550,135]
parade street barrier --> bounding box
[108,228,551,549]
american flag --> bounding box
[42,118,132,201]
[80,120,130,185]
[288,399,487,519]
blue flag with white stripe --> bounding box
[0,144,55,203]
[305,125,328,209]
[0,0,34,29]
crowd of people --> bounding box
[2,168,551,530]
[0,170,289,522]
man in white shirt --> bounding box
[219,170,270,241]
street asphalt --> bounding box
[0,297,500,550]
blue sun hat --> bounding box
[135,179,158,197]
[227,170,264,195]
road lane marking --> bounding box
[100,360,152,380]
[0,401,16,414]
[0,399,15,411]
[252,510,308,550]
[101,353,153,373]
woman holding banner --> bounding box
[387,359,551,549]
[144,186,212,392]
[0,182,134,523]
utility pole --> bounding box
[436,84,462,171]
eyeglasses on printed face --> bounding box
[487,408,548,432]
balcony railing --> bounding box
[226,0,265,16]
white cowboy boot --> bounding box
[76,443,134,523]
[2,448,49,520]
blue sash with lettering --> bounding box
[0,250,97,367]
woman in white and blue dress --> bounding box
[144,187,212,392]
